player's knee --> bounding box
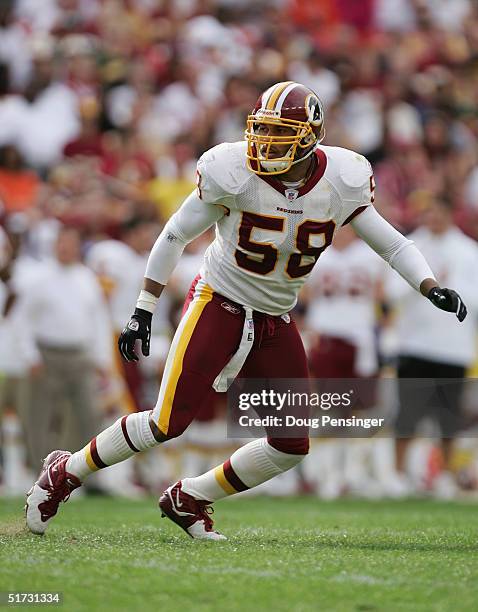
[148,419,168,443]
[149,406,194,441]
[158,420,189,441]
[267,437,310,456]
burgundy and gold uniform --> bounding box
[196,140,374,316]
[151,82,374,453]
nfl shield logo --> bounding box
[285,189,298,201]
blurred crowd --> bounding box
[1,0,478,500]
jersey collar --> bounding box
[257,148,327,198]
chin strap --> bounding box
[260,143,318,174]
[289,144,318,167]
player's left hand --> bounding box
[118,308,152,361]
[428,287,467,322]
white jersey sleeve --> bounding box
[145,190,223,285]
[351,206,435,291]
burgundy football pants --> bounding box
[151,276,309,455]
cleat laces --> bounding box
[38,460,76,519]
[197,502,215,531]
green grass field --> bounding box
[0,495,477,611]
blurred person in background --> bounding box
[105,57,155,133]
[212,76,261,145]
[12,35,80,172]
[86,216,163,414]
[287,50,340,111]
[0,144,42,214]
[0,216,42,492]
[59,33,100,100]
[147,138,197,222]
[0,61,25,151]
[299,224,396,499]
[63,95,104,160]
[303,224,384,383]
[0,0,32,91]
[43,153,154,238]
[17,224,113,470]
[14,0,99,37]
[386,196,478,498]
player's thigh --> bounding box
[242,319,310,454]
[152,283,244,437]
[242,318,309,379]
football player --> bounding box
[26,81,467,539]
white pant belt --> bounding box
[213,306,254,392]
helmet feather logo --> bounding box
[306,94,322,127]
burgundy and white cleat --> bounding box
[159,481,226,541]
[25,451,81,535]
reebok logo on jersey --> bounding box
[221,302,241,315]
[276,207,303,214]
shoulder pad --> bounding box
[338,151,372,189]
[198,141,249,196]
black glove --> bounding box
[118,308,152,362]
[428,287,467,322]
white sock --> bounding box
[66,411,158,481]
[182,438,306,501]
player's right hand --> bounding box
[118,308,152,361]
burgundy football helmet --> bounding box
[245,81,325,175]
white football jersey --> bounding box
[197,141,374,315]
